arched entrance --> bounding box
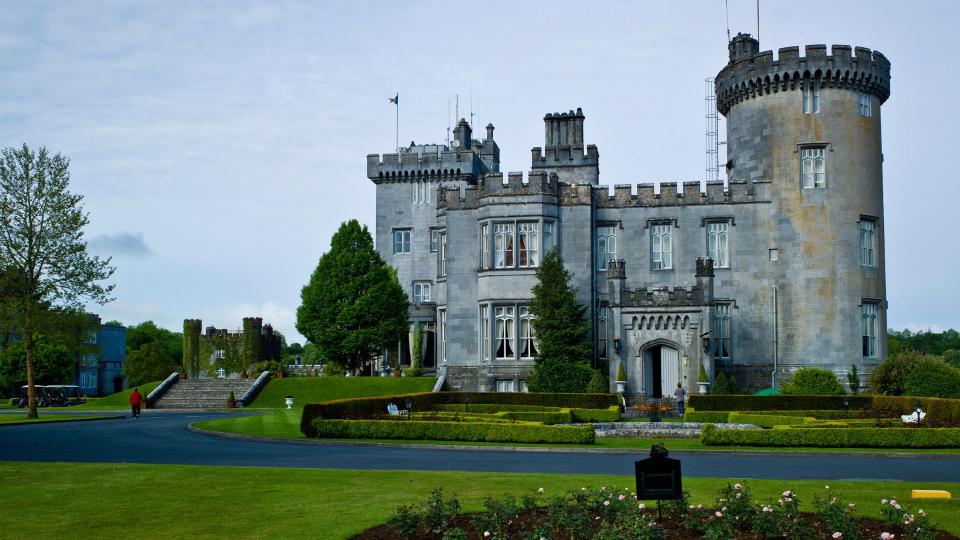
[641,342,681,398]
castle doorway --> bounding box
[642,344,680,398]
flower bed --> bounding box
[701,424,960,448]
[354,483,954,539]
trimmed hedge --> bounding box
[499,411,571,424]
[871,396,960,423]
[744,409,859,420]
[684,411,730,423]
[311,418,595,444]
[433,404,562,413]
[727,412,814,428]
[427,405,619,424]
[301,392,618,436]
[688,395,872,411]
[410,412,524,424]
[570,406,621,423]
[700,423,960,448]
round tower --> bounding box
[715,34,891,379]
[182,319,203,378]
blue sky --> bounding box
[2,1,957,342]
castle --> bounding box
[181,317,282,378]
[366,34,891,396]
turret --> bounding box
[695,257,715,305]
[531,107,599,184]
[182,319,202,378]
[453,118,471,151]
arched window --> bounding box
[801,147,825,188]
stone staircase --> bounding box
[151,378,256,409]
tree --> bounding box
[870,349,930,395]
[0,145,114,418]
[847,364,861,395]
[296,220,408,373]
[124,341,178,387]
[0,339,73,393]
[526,248,597,393]
[782,367,845,395]
[903,359,960,398]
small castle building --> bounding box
[181,317,282,378]
[367,34,891,396]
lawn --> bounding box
[194,411,960,454]
[246,376,436,409]
[0,414,117,425]
[0,462,956,539]
[72,381,162,410]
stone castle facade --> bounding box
[366,34,891,396]
[182,317,282,378]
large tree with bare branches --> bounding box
[0,144,114,418]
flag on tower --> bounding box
[389,94,398,105]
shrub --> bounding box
[253,360,285,376]
[434,404,561,413]
[871,396,960,424]
[700,424,960,448]
[616,362,627,381]
[684,411,730,423]
[871,350,929,395]
[903,359,960,398]
[782,367,845,395]
[311,418,595,444]
[688,395,872,411]
[699,363,709,383]
[711,372,730,394]
[301,391,618,436]
[497,410,571,424]
[570,406,620,422]
[847,364,861,395]
[586,369,609,394]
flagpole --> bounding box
[395,92,399,152]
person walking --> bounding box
[673,383,686,417]
[129,387,143,420]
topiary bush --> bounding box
[782,368,845,395]
[700,423,960,448]
[616,362,626,382]
[903,358,960,398]
[311,418,595,444]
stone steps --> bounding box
[152,378,257,409]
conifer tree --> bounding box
[296,220,408,373]
[527,248,597,392]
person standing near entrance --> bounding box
[129,387,143,420]
[673,383,686,417]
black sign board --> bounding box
[635,454,682,500]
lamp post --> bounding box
[405,397,414,419]
[464,393,470,413]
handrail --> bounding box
[147,372,180,406]
[239,370,271,407]
[432,368,446,392]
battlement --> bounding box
[437,171,560,210]
[715,33,891,115]
[624,285,701,308]
[595,179,761,207]
[366,145,487,183]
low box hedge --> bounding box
[746,409,859,420]
[727,412,814,428]
[301,392,618,436]
[688,395,872,411]
[700,423,960,448]
[871,396,960,423]
[433,404,562,413]
[498,411,572,424]
[311,418,595,444]
[683,411,730,423]
[570,406,621,423]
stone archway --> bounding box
[637,339,682,399]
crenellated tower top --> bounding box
[714,33,891,115]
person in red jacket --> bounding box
[129,387,143,420]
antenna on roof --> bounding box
[469,87,475,130]
[447,100,451,146]
[725,0,731,42]
[756,0,760,42]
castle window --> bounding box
[859,218,877,267]
[495,306,515,360]
[858,93,871,117]
[802,80,820,114]
[597,226,617,271]
[393,229,411,254]
[712,304,731,359]
[430,229,439,253]
[518,222,539,268]
[495,379,515,392]
[597,306,608,361]
[438,232,447,276]
[651,224,672,270]
[480,223,490,268]
[480,304,490,361]
[217,367,226,378]
[413,282,431,305]
[800,147,826,188]
[438,309,447,364]
[707,222,729,268]
[543,221,556,254]
[861,302,878,358]
[519,306,537,359]
[495,223,514,268]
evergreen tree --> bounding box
[296,220,408,373]
[526,248,596,393]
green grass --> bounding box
[72,381,161,410]
[246,376,436,409]
[0,462,956,539]
[0,414,115,425]
[194,411,960,454]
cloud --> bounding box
[88,232,153,258]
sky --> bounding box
[1,1,957,342]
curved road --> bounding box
[1,412,958,482]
